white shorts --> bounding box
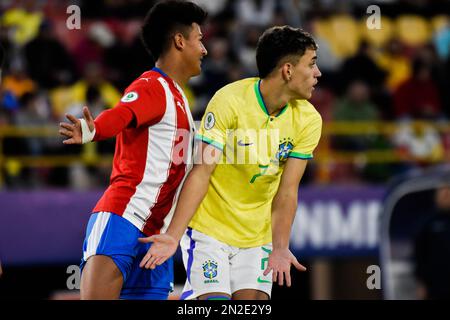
[179,228,273,300]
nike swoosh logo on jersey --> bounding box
[237,140,253,146]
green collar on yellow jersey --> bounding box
[254,79,288,118]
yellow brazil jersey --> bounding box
[190,78,322,247]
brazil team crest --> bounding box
[276,137,294,162]
[202,260,219,283]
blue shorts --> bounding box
[80,212,173,300]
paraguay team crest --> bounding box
[202,260,219,282]
[276,137,294,162]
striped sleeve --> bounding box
[196,91,235,151]
[289,111,322,160]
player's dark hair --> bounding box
[256,26,318,78]
[141,0,207,61]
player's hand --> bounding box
[263,248,306,287]
[59,106,95,144]
[138,234,178,270]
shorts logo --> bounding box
[202,260,219,283]
[121,91,138,103]
[204,112,215,130]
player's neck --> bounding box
[259,78,290,116]
[155,59,189,87]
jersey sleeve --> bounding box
[289,111,322,160]
[93,106,134,140]
[196,91,236,151]
[115,79,166,128]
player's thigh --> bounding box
[180,228,231,299]
[230,243,273,299]
[198,292,231,300]
[80,212,138,299]
[80,255,123,300]
[232,289,269,300]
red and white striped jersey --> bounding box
[93,68,195,236]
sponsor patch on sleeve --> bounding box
[120,91,139,103]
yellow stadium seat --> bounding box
[396,15,431,46]
[431,15,449,33]
[360,17,394,47]
[328,15,361,58]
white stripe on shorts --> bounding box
[83,212,111,261]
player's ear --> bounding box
[173,33,184,51]
[282,63,292,82]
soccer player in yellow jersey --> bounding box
[139,26,322,300]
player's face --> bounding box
[183,23,207,76]
[288,49,321,100]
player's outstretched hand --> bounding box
[59,106,94,144]
[138,234,178,270]
[263,248,306,287]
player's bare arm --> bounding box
[263,157,308,286]
[59,106,95,145]
[139,142,221,269]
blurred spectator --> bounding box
[338,41,391,119]
[0,26,14,73]
[393,120,444,164]
[433,19,450,61]
[192,0,228,17]
[233,25,262,76]
[80,0,155,19]
[332,80,393,182]
[339,41,386,94]
[201,38,232,97]
[104,32,152,91]
[65,85,106,121]
[276,0,303,27]
[51,62,120,119]
[333,80,377,119]
[14,91,50,155]
[235,0,275,27]
[2,64,36,98]
[24,21,76,89]
[0,0,43,46]
[413,184,450,299]
[375,39,411,91]
[393,57,442,119]
[72,22,115,75]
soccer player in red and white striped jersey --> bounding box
[59,0,208,300]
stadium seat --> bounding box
[431,15,449,34]
[395,15,430,46]
[360,17,394,48]
[328,15,361,58]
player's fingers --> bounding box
[138,237,154,244]
[292,258,307,272]
[272,269,278,283]
[278,271,284,286]
[59,122,74,131]
[285,271,292,287]
[59,128,73,137]
[63,138,76,144]
[145,256,158,270]
[82,106,95,130]
[154,257,165,266]
[65,113,79,125]
[139,253,152,268]
[263,266,272,277]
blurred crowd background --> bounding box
[0,0,449,300]
[0,0,448,189]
